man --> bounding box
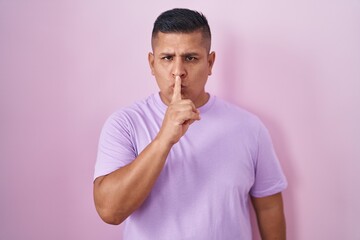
[94,8,287,240]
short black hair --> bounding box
[151,8,211,51]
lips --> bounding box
[171,85,186,89]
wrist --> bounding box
[153,135,175,152]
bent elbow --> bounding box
[101,216,123,225]
[97,208,126,225]
[98,211,125,225]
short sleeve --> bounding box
[250,123,287,197]
[94,111,137,180]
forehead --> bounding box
[152,31,208,54]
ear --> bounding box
[148,52,155,76]
[207,51,216,76]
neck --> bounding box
[194,92,210,108]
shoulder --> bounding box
[102,94,157,130]
[108,94,157,120]
[214,98,275,147]
[212,96,263,129]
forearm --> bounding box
[256,205,286,239]
[93,137,172,225]
[252,193,286,240]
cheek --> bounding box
[155,76,171,93]
[155,63,171,78]
[192,68,209,82]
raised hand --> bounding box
[156,76,201,146]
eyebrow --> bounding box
[159,52,201,57]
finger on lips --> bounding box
[169,76,201,124]
[171,76,182,103]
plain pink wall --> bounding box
[1,1,359,239]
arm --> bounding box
[251,192,286,240]
[94,138,172,225]
[93,76,200,225]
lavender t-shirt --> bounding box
[94,93,287,240]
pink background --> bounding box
[1,1,359,239]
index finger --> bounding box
[171,76,182,103]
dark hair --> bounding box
[151,8,211,51]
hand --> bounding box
[156,76,201,146]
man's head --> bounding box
[151,8,211,53]
[149,8,215,108]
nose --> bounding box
[171,57,186,79]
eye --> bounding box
[161,56,173,61]
[185,56,197,61]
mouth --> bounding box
[171,85,186,89]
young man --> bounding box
[94,8,287,239]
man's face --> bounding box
[148,31,215,107]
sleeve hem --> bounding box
[250,182,288,198]
[93,167,121,181]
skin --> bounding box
[149,31,214,108]
[252,193,286,239]
[93,30,286,239]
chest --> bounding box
[131,110,257,195]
